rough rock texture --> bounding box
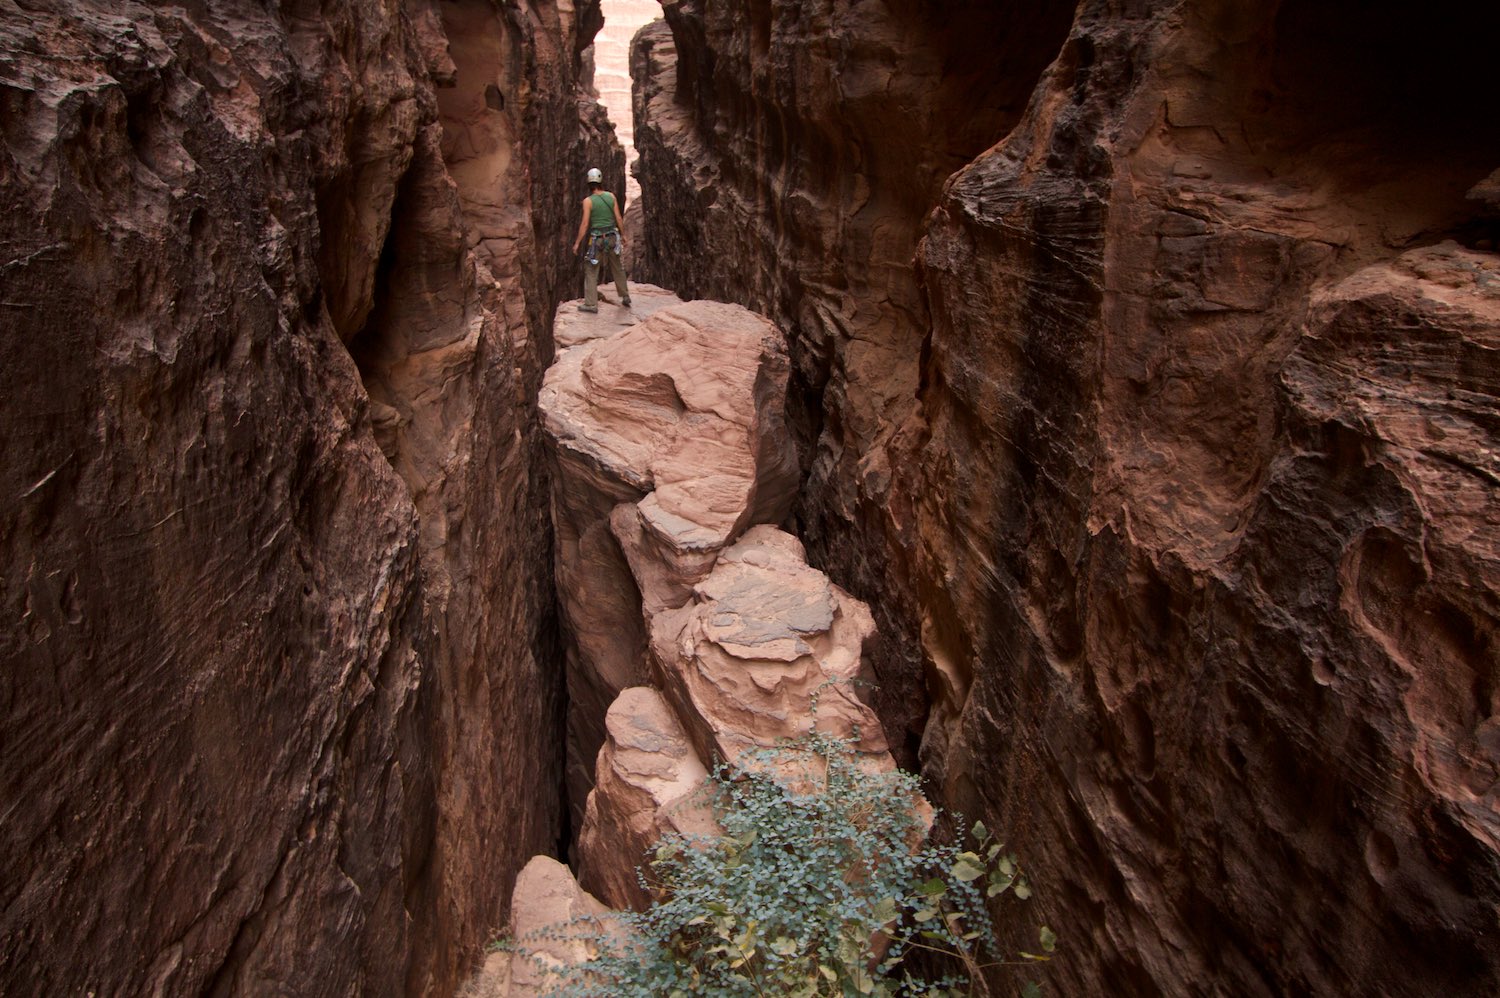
[0,0,616,993]
[554,282,683,349]
[539,298,799,823]
[550,306,915,924]
[634,1,1500,995]
[460,855,613,998]
[650,525,888,772]
[632,0,1080,764]
[576,686,716,909]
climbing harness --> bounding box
[585,228,621,266]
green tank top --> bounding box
[588,192,617,231]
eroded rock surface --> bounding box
[541,299,909,927]
[577,686,717,909]
[632,0,1079,761]
[540,298,799,821]
[554,282,684,349]
[0,0,615,993]
[462,856,614,998]
[634,2,1500,995]
[532,300,922,949]
[650,526,888,772]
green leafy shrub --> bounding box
[530,732,1054,997]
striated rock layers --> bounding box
[634,1,1500,995]
[0,0,617,994]
[632,0,1080,762]
[648,524,886,776]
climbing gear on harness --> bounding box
[585,228,621,266]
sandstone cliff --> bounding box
[0,0,616,993]
[633,1,1500,994]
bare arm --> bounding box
[571,198,590,253]
[612,194,626,237]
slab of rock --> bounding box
[541,299,799,823]
[553,283,685,349]
[577,687,717,910]
[649,526,888,773]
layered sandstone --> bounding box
[0,0,616,993]
[460,855,615,998]
[544,301,916,931]
[575,686,716,909]
[539,298,799,822]
[649,525,887,772]
[634,1,1500,995]
[632,0,1079,760]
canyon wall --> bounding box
[594,0,662,205]
[0,0,615,993]
[633,1,1500,995]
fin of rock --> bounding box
[539,295,800,822]
[501,296,929,989]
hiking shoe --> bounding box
[622,298,632,307]
[579,304,598,313]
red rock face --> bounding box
[633,0,1080,766]
[0,0,616,993]
[634,0,1500,994]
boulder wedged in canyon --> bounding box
[0,0,616,993]
[634,1,1500,995]
[576,686,718,909]
[540,298,799,822]
[529,294,930,967]
[649,525,889,774]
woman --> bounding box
[570,167,631,312]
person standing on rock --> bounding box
[571,167,631,313]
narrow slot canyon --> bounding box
[1,2,1497,998]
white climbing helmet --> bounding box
[586,167,603,183]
